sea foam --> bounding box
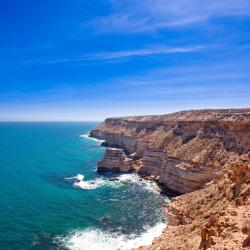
[79,133,105,144]
[117,174,162,193]
[56,222,166,250]
[65,174,120,190]
[65,173,163,193]
[73,178,106,190]
[65,174,106,190]
[65,174,85,181]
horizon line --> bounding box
[0,120,103,123]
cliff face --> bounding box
[135,155,250,250]
[98,148,133,173]
[90,109,250,194]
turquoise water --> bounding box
[0,122,167,250]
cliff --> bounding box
[98,148,133,172]
[135,155,250,250]
[90,109,250,194]
[90,109,250,249]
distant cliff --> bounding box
[90,109,250,194]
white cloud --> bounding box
[85,45,204,60]
[35,45,204,65]
[90,0,250,33]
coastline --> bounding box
[89,109,250,250]
[57,221,167,250]
[56,132,169,250]
[70,133,171,249]
[84,134,179,249]
[83,133,174,197]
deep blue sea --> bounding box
[0,122,167,250]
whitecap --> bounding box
[65,174,121,190]
[116,174,137,182]
[56,222,166,250]
[73,178,106,190]
[116,174,161,193]
[65,173,163,193]
[65,174,85,181]
[79,133,105,144]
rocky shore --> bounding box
[135,155,250,250]
[90,109,250,249]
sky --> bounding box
[0,0,250,121]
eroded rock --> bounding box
[91,109,250,194]
[98,148,132,173]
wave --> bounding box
[67,173,164,194]
[65,174,120,190]
[65,174,85,181]
[56,222,166,250]
[79,133,105,144]
[117,174,161,193]
[65,173,162,193]
[73,178,106,190]
[65,174,105,190]
[109,174,169,201]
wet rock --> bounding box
[99,216,111,225]
[109,177,119,181]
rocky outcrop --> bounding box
[134,155,250,250]
[98,148,133,173]
[139,149,217,194]
[90,109,250,250]
[90,109,250,194]
[91,129,137,154]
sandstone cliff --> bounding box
[90,109,250,194]
[134,155,250,250]
[90,109,250,250]
[98,148,133,173]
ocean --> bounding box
[0,122,167,250]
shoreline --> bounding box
[57,221,167,250]
[89,109,250,249]
[84,132,178,197]
[75,132,171,249]
[85,134,176,249]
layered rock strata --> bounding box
[139,149,217,194]
[134,155,250,250]
[98,148,133,173]
[91,109,250,249]
[91,109,250,194]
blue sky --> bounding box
[0,0,250,121]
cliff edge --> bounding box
[90,109,250,249]
[90,109,250,194]
[134,155,250,250]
